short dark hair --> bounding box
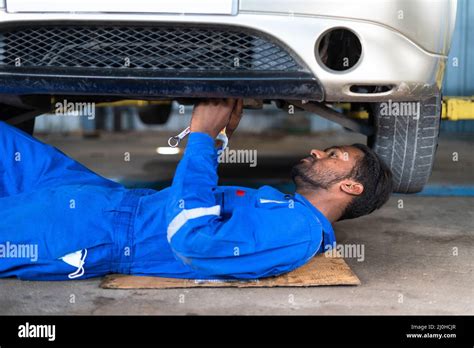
[339,144,393,220]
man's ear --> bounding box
[340,180,364,196]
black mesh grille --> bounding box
[0,25,301,72]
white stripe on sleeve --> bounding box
[167,205,221,242]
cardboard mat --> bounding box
[100,253,360,289]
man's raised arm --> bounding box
[165,99,238,250]
[164,99,315,279]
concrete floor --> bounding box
[1,130,473,315]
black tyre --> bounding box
[368,94,442,193]
[138,103,172,125]
[0,104,39,135]
[15,118,36,135]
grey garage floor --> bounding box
[1,130,473,315]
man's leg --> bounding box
[0,121,121,197]
[0,121,124,280]
[0,183,123,280]
[0,241,114,280]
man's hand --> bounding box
[190,99,236,139]
[225,99,243,140]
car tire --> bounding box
[368,94,442,193]
[138,103,173,125]
[0,104,39,135]
[15,118,36,135]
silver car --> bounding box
[0,0,457,192]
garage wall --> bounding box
[443,0,474,96]
[442,0,474,132]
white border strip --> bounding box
[167,206,221,242]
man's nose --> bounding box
[310,149,326,159]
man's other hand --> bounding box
[190,99,236,139]
[226,99,243,140]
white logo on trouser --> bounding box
[60,249,88,279]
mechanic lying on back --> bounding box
[0,99,393,281]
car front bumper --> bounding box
[0,3,455,102]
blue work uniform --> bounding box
[0,121,336,281]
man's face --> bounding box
[291,145,364,190]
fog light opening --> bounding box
[349,85,394,94]
[317,28,362,72]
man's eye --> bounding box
[329,151,337,158]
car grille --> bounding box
[0,25,302,72]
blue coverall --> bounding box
[0,121,336,280]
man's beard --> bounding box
[291,157,348,191]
